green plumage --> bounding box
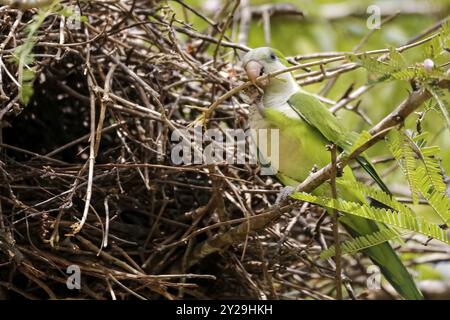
[243,47,423,299]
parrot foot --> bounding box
[275,186,295,206]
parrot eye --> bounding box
[270,52,277,60]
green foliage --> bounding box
[294,128,449,258]
[387,129,450,225]
[10,0,84,104]
[12,34,37,104]
[387,130,421,204]
[338,180,413,214]
[424,21,450,60]
[415,264,446,281]
[347,47,415,84]
[427,84,450,133]
[348,23,450,86]
[388,47,408,70]
[12,1,58,104]
[318,182,410,260]
[20,68,37,105]
[320,227,403,260]
[291,191,450,245]
[347,53,395,83]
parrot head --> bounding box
[241,47,298,97]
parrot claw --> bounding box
[275,186,295,206]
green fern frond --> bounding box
[388,47,407,70]
[404,130,449,224]
[415,166,450,225]
[442,21,450,49]
[391,69,416,81]
[359,54,394,76]
[417,147,447,195]
[424,22,450,59]
[387,129,450,223]
[405,132,447,197]
[291,192,450,245]
[350,49,415,83]
[412,131,429,144]
[337,180,414,216]
[320,228,403,260]
[387,130,420,204]
[424,35,442,59]
[427,85,450,132]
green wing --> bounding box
[288,90,391,194]
[287,90,423,300]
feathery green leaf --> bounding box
[320,228,403,260]
[291,192,450,245]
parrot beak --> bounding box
[244,60,264,85]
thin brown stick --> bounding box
[328,144,342,300]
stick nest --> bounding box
[0,1,386,300]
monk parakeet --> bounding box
[242,47,423,300]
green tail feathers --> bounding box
[340,214,424,300]
[356,156,392,195]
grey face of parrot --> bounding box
[242,47,283,87]
[242,47,299,108]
